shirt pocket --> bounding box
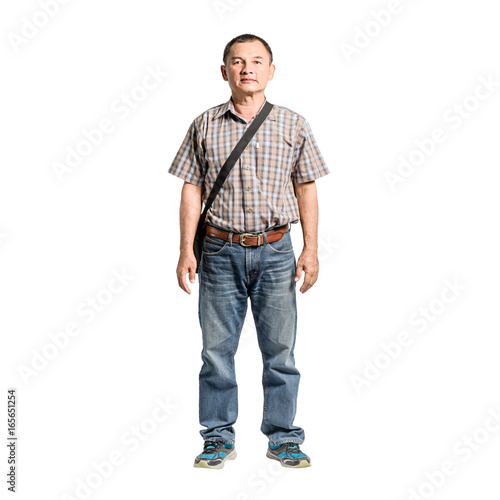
[255,134,294,191]
[204,137,232,185]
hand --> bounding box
[176,250,197,294]
[294,248,319,293]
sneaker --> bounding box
[193,441,237,469]
[266,442,311,468]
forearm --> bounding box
[295,180,319,251]
[179,181,203,253]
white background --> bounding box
[1,0,500,499]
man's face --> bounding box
[222,41,275,97]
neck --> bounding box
[231,93,266,119]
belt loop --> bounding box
[263,231,268,245]
[228,231,233,247]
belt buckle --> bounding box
[239,233,253,247]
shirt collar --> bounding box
[213,96,275,121]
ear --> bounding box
[221,65,228,81]
[268,64,276,81]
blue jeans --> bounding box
[198,226,305,446]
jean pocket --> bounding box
[267,233,294,254]
[202,235,229,256]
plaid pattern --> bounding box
[168,97,329,233]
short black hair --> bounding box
[223,34,273,66]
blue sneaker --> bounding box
[193,441,237,469]
[266,442,311,468]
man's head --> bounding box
[221,34,275,98]
[223,34,273,66]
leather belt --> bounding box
[206,224,289,247]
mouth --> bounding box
[240,79,256,83]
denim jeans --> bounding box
[198,226,305,446]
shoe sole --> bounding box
[266,449,311,468]
[193,449,237,469]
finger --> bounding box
[300,272,317,293]
[184,278,192,294]
[177,270,191,294]
[299,271,309,293]
[188,266,196,284]
[182,275,192,294]
[294,263,303,282]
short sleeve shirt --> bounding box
[168,97,329,233]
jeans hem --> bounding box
[268,438,304,447]
[203,438,235,445]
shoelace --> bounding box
[285,443,300,457]
[203,441,220,454]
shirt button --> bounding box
[246,186,251,191]
[245,166,250,170]
[247,208,253,213]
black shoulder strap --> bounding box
[197,100,274,230]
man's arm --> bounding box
[176,181,203,294]
[294,180,319,294]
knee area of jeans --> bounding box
[201,332,237,354]
[261,343,296,362]
[200,352,236,376]
[202,340,237,358]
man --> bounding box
[169,34,329,469]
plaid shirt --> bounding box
[168,97,329,233]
